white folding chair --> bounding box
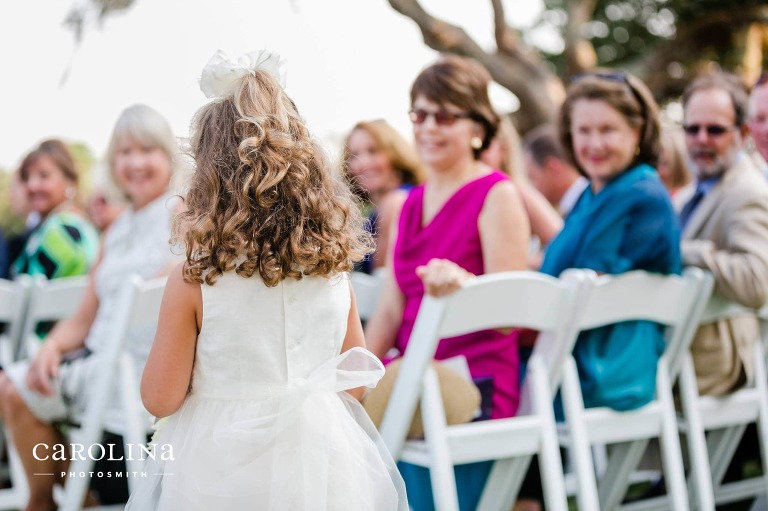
[350,270,386,322]
[559,268,713,511]
[0,276,32,510]
[59,275,166,511]
[379,270,593,511]
[0,276,31,367]
[18,275,89,360]
[673,293,768,510]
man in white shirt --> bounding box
[523,124,588,218]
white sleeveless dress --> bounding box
[126,272,407,510]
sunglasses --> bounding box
[570,71,629,85]
[409,108,473,126]
[682,124,738,137]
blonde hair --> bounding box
[104,104,180,193]
[179,70,372,286]
[341,120,424,190]
[487,116,527,181]
[659,126,692,189]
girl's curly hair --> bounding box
[177,70,373,286]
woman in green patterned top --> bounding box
[11,139,99,280]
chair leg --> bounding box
[421,367,459,511]
[656,358,689,511]
[679,355,715,511]
[598,440,648,511]
[528,355,568,511]
[119,353,147,492]
[751,340,768,499]
[0,437,29,510]
[708,425,747,489]
[561,357,600,511]
[476,456,531,511]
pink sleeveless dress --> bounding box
[393,170,520,419]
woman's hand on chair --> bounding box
[416,259,473,297]
[26,343,61,396]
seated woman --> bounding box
[365,55,530,511]
[342,120,424,273]
[541,70,681,411]
[0,104,182,511]
[86,174,127,233]
[10,139,99,280]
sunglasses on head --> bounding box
[409,108,473,126]
[570,70,629,85]
[682,124,737,137]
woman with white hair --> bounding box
[0,104,182,510]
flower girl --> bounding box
[126,50,407,510]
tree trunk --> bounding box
[387,0,574,133]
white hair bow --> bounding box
[199,49,288,99]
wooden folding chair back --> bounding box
[379,270,592,511]
[675,290,768,510]
[350,270,386,322]
[0,276,31,366]
[559,268,712,511]
[18,275,88,360]
[60,275,166,511]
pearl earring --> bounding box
[470,137,483,150]
[65,187,77,200]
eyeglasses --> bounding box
[682,124,738,137]
[409,108,473,126]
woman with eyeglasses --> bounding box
[365,54,530,511]
[541,70,681,412]
[341,120,424,274]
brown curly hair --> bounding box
[178,70,372,286]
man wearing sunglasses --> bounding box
[680,72,768,397]
[748,72,768,175]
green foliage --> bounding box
[0,170,25,237]
[536,0,767,77]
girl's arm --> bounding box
[363,271,404,360]
[141,262,201,418]
[364,198,406,359]
[341,283,367,401]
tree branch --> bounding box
[490,0,518,54]
[564,0,598,75]
[387,0,563,133]
[387,0,487,58]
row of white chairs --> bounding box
[2,270,767,510]
[359,269,768,511]
[0,275,166,511]
[0,274,89,366]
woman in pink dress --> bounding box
[365,55,530,510]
